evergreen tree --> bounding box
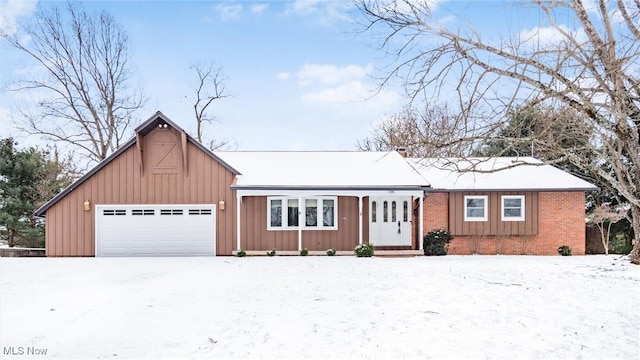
[0,138,72,247]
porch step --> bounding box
[374,250,424,257]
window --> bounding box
[188,209,212,215]
[287,199,299,227]
[391,201,397,222]
[383,201,388,222]
[270,199,282,227]
[103,209,126,216]
[323,199,335,227]
[306,199,318,226]
[464,195,488,221]
[502,195,525,221]
[403,201,409,222]
[267,196,338,230]
[371,201,377,223]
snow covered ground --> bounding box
[1,255,638,359]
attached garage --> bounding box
[95,204,216,257]
[35,112,240,257]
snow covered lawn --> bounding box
[1,255,638,359]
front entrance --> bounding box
[369,196,412,246]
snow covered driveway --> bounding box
[1,255,638,359]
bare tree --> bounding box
[191,62,230,150]
[357,103,469,157]
[1,2,144,164]
[589,204,626,255]
[356,0,640,263]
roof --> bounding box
[35,112,240,217]
[408,157,598,192]
[214,151,430,190]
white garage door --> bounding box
[96,204,216,257]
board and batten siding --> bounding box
[240,196,364,251]
[45,127,237,256]
[448,192,539,236]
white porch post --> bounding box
[358,196,363,245]
[418,193,424,251]
[298,196,303,251]
[236,195,242,251]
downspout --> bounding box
[298,196,303,251]
[236,195,242,251]
[358,196,363,245]
[419,193,424,251]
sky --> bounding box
[0,0,550,153]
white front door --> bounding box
[369,196,412,246]
[96,204,216,256]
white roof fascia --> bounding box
[236,189,425,198]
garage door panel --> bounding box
[96,204,216,257]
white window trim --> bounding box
[267,196,338,231]
[501,195,525,221]
[464,195,488,222]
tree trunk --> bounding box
[605,222,614,255]
[629,205,640,264]
[597,223,609,255]
[7,229,15,248]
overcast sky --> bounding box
[0,0,549,151]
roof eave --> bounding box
[34,137,137,217]
[230,185,430,191]
[426,186,599,192]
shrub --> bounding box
[236,250,246,257]
[558,245,572,256]
[267,249,276,257]
[326,248,337,256]
[300,248,309,256]
[423,229,454,256]
[354,243,374,257]
[611,234,634,254]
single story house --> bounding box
[35,112,596,256]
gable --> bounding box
[35,112,239,216]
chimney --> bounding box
[396,147,407,158]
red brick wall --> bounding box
[424,192,449,231]
[423,191,586,255]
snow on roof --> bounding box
[214,151,429,188]
[408,157,597,191]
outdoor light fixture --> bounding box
[83,200,91,211]
[219,200,225,211]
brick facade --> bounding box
[423,192,449,231]
[423,191,586,255]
